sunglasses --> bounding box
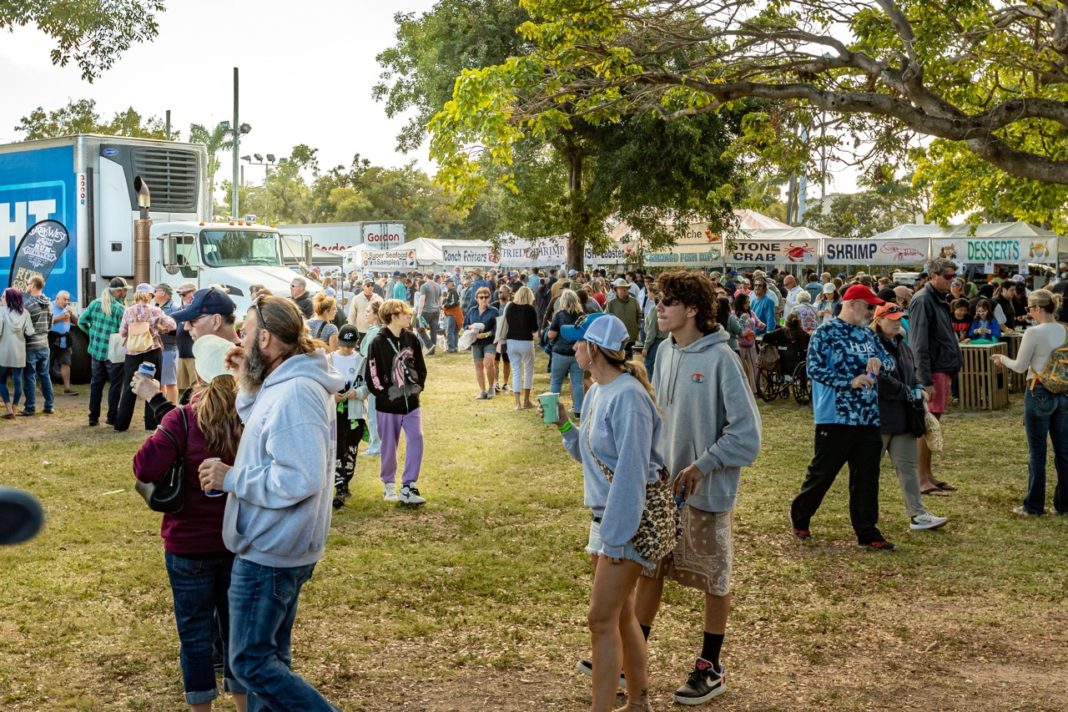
[865,303,878,312]
[879,305,904,314]
[477,295,489,299]
[252,301,270,333]
[941,272,957,280]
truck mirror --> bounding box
[162,235,179,275]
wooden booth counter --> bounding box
[1000,332,1026,393]
[958,342,1009,410]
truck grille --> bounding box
[133,148,199,212]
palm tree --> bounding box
[188,122,233,203]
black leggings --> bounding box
[114,349,162,432]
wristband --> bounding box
[559,420,574,434]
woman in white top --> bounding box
[0,288,36,419]
[992,289,1068,515]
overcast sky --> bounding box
[0,0,439,175]
[0,0,857,196]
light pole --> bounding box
[242,153,276,222]
[220,67,251,218]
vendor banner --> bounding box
[933,236,1058,265]
[7,219,70,290]
[645,246,722,267]
[824,238,928,266]
[728,239,818,265]
[364,247,417,271]
[441,245,496,267]
[496,237,567,269]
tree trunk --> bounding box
[567,147,587,272]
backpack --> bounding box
[1036,324,1068,394]
[757,341,781,371]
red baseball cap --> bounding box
[841,285,885,305]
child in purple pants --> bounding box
[362,299,428,506]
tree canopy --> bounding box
[491,0,1068,186]
[384,0,745,268]
[1,0,164,81]
[15,99,173,140]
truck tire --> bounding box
[69,328,92,385]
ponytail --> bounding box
[590,343,658,405]
[195,375,242,462]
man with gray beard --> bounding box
[198,296,344,711]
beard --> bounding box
[238,331,270,394]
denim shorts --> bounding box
[160,347,178,386]
[586,518,654,568]
[471,340,493,361]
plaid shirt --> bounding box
[77,295,125,361]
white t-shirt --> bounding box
[329,350,367,420]
[1001,322,1068,379]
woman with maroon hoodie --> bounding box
[133,334,247,711]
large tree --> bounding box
[380,0,745,268]
[1,0,164,81]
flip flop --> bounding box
[921,487,950,497]
[934,481,958,492]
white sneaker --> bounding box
[383,483,399,502]
[399,484,426,506]
[910,512,948,530]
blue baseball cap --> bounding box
[560,312,630,351]
[170,287,236,322]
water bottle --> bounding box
[913,385,924,401]
[674,482,687,509]
[138,362,156,379]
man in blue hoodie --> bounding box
[198,295,344,711]
[635,271,762,705]
[789,284,895,551]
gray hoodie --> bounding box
[222,349,345,568]
[652,329,762,512]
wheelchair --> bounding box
[756,342,811,406]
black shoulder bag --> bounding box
[135,405,190,514]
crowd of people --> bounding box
[4,255,1066,710]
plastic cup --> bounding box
[538,392,561,424]
[202,457,225,497]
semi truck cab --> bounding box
[153,221,318,314]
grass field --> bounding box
[1,350,1066,711]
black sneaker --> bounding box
[674,658,725,705]
[575,659,625,689]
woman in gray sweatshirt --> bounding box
[549,312,665,712]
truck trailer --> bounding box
[0,134,312,381]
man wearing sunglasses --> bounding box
[790,284,896,551]
[907,258,963,495]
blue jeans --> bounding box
[21,347,53,414]
[446,315,459,351]
[644,338,663,379]
[165,551,244,705]
[228,557,338,712]
[549,352,585,416]
[88,357,124,425]
[0,365,23,406]
[1022,384,1068,515]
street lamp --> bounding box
[221,67,253,217]
[243,153,277,222]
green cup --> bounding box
[538,392,561,424]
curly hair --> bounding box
[655,270,720,334]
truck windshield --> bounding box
[199,230,282,267]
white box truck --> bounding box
[0,134,313,380]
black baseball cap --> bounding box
[170,287,236,321]
[337,324,359,345]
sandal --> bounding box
[934,481,958,492]
[921,486,949,497]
